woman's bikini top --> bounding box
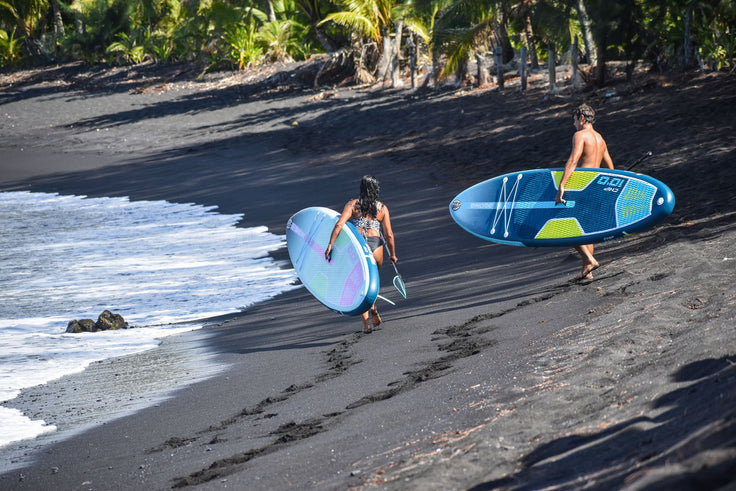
[350,201,383,234]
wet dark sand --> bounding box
[0,62,734,490]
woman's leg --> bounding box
[373,245,384,269]
[370,245,383,327]
[361,310,372,333]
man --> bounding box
[555,103,614,280]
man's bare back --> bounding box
[576,127,613,168]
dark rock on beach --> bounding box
[65,310,128,333]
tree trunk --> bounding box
[314,24,338,53]
[684,6,693,68]
[390,21,404,87]
[520,46,527,91]
[379,28,392,82]
[476,51,489,86]
[353,34,374,84]
[494,47,504,88]
[493,3,514,64]
[75,12,85,35]
[595,42,606,87]
[574,0,596,65]
[421,47,440,88]
[571,35,583,89]
[524,15,539,69]
[548,43,556,91]
[49,0,65,38]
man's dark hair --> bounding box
[574,104,596,124]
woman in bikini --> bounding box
[325,175,398,333]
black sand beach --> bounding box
[0,62,735,490]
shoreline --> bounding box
[0,326,227,473]
[0,63,734,489]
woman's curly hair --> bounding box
[358,175,380,217]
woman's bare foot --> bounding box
[371,308,382,328]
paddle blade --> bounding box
[393,275,407,298]
[390,262,407,298]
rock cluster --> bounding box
[66,310,129,333]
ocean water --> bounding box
[0,191,299,447]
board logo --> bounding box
[451,200,462,211]
[597,175,626,193]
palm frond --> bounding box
[321,11,377,40]
[439,16,493,76]
[403,17,430,44]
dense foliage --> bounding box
[1,0,734,84]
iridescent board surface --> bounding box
[449,168,675,247]
[286,207,379,315]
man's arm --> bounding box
[601,142,614,169]
[556,132,585,204]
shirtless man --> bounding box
[555,103,614,280]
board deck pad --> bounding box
[286,207,379,315]
[449,168,675,247]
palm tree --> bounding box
[573,0,595,65]
[0,0,48,59]
[320,0,398,82]
[432,0,510,82]
[294,0,338,52]
[401,0,445,84]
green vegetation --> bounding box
[1,0,734,84]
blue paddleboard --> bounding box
[286,207,379,316]
[449,168,675,247]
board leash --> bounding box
[377,294,395,305]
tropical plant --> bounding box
[2,0,734,85]
[293,0,339,52]
[0,27,24,65]
[151,35,173,62]
[260,19,297,61]
[223,18,264,69]
[320,0,404,81]
[430,0,497,78]
[696,11,735,70]
[0,0,47,38]
[64,0,136,62]
[106,31,148,63]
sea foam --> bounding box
[0,191,299,446]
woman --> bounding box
[325,175,398,333]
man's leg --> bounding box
[575,244,599,279]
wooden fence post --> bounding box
[494,47,504,89]
[520,45,527,92]
[571,35,581,90]
[408,37,416,89]
[548,43,556,92]
[475,51,488,86]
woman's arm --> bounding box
[380,206,397,263]
[325,200,356,261]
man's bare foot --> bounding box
[371,308,382,328]
[577,261,600,281]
